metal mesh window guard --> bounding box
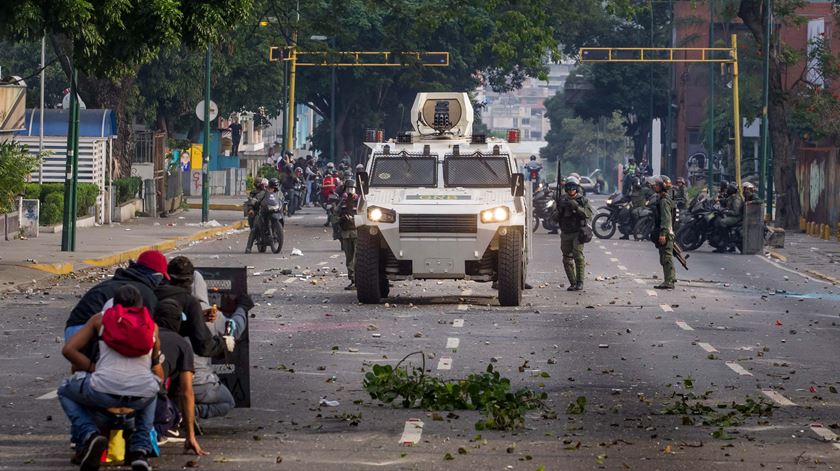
[369,153,437,187]
[444,155,511,187]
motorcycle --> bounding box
[592,192,636,239]
[675,198,741,252]
[532,189,559,233]
[258,192,285,253]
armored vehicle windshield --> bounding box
[369,153,437,187]
[443,154,511,188]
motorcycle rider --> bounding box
[672,178,688,209]
[245,178,269,253]
[554,176,593,291]
[714,182,744,253]
[743,182,760,203]
[622,177,647,240]
[338,179,360,290]
[525,155,542,191]
[652,176,676,289]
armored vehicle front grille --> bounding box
[399,214,477,234]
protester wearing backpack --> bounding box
[152,299,206,456]
[59,285,162,471]
[64,250,169,342]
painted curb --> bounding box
[187,203,243,211]
[20,262,75,275]
[766,250,787,263]
[805,270,840,285]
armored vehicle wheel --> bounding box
[356,229,384,304]
[497,227,523,307]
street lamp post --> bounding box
[201,46,211,223]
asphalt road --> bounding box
[2,199,840,470]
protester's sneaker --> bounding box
[79,434,108,471]
[127,451,152,471]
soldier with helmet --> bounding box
[651,175,676,289]
[338,178,360,290]
[553,176,593,291]
[245,178,269,254]
[672,177,688,210]
[742,182,760,203]
[714,182,744,253]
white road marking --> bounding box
[263,288,276,297]
[452,319,464,328]
[284,278,296,284]
[659,304,673,312]
[330,254,340,259]
[675,321,694,331]
[645,289,657,296]
[762,390,797,406]
[36,390,57,400]
[725,362,753,376]
[610,258,619,263]
[437,357,452,370]
[604,251,612,255]
[811,424,840,450]
[317,261,328,266]
[457,304,469,311]
[460,289,473,296]
[446,337,460,349]
[399,419,424,446]
[633,278,646,285]
[697,342,718,353]
[617,265,628,271]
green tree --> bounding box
[540,91,575,163]
[0,141,38,214]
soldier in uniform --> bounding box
[621,177,646,239]
[338,179,360,290]
[652,176,676,289]
[672,177,688,209]
[715,182,744,253]
[554,176,593,291]
[742,182,760,203]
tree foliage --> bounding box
[0,141,38,214]
[0,0,252,78]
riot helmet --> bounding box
[268,178,279,190]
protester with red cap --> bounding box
[64,250,169,343]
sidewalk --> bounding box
[765,231,840,285]
[0,207,247,292]
[186,195,245,211]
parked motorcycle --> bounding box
[532,189,559,233]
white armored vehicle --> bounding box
[354,92,531,306]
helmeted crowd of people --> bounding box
[58,250,253,471]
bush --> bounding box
[23,182,99,224]
[41,192,64,226]
[256,165,279,180]
[114,177,142,205]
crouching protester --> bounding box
[152,299,207,456]
[58,285,162,471]
[191,270,253,419]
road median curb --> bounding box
[187,202,243,211]
[21,262,75,275]
[766,250,787,263]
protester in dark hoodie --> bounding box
[153,298,206,456]
[64,250,169,342]
[154,256,232,358]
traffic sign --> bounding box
[196,100,218,122]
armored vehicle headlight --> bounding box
[481,206,510,223]
[367,206,396,223]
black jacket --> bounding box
[66,263,159,329]
[154,283,226,358]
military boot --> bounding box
[563,259,578,291]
